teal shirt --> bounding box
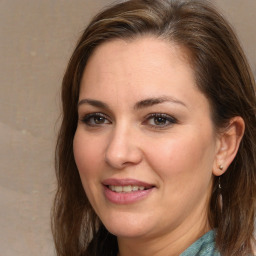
[180,230,220,256]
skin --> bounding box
[73,36,243,256]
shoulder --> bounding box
[180,230,220,256]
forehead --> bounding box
[79,36,211,115]
[86,36,191,72]
[79,36,214,129]
[81,36,194,92]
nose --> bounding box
[104,125,143,169]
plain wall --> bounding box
[0,1,255,255]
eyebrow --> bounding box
[77,96,187,110]
[134,96,187,110]
[78,99,110,110]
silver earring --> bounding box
[219,164,224,171]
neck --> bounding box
[117,214,210,256]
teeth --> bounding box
[123,185,132,192]
[115,186,122,192]
[109,185,146,193]
[132,185,139,191]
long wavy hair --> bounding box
[52,0,256,255]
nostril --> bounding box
[105,148,143,169]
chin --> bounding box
[107,226,148,239]
[102,213,153,239]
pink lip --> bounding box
[102,178,155,205]
[102,178,153,187]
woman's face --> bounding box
[73,37,219,241]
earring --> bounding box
[219,164,224,171]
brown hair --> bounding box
[52,0,256,255]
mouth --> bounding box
[107,185,152,193]
[102,178,155,204]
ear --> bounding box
[213,116,245,176]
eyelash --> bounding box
[143,113,177,128]
[80,112,111,127]
[80,112,177,129]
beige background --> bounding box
[0,1,255,255]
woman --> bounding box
[52,0,256,255]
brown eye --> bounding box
[144,113,177,128]
[81,113,111,126]
[94,116,106,124]
[153,116,168,125]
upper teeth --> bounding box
[109,185,145,193]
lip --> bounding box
[102,178,153,188]
[102,178,155,205]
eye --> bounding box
[144,113,177,128]
[80,113,111,126]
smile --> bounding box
[108,185,147,193]
[102,179,155,204]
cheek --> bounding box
[73,130,106,211]
[145,133,216,217]
[145,132,216,181]
[73,130,103,179]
